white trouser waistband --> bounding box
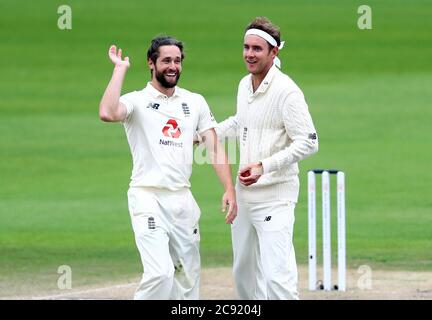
[236,181,298,203]
[128,186,190,195]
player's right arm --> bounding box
[99,45,130,122]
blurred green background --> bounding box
[1,0,431,296]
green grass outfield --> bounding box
[1,0,431,295]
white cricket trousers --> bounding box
[127,187,201,300]
[232,192,299,300]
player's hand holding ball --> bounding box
[238,162,263,186]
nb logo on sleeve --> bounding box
[162,119,182,138]
[308,133,317,140]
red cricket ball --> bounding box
[240,170,251,177]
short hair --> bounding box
[147,35,185,65]
[245,17,281,49]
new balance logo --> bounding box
[162,119,182,138]
[264,216,272,222]
[308,133,317,140]
[148,217,156,229]
[147,102,160,110]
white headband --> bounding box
[244,28,285,68]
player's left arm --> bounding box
[239,91,319,186]
[201,128,237,224]
[215,115,238,140]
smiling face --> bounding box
[149,45,182,88]
[243,35,277,77]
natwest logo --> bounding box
[162,119,181,139]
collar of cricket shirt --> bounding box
[146,82,182,99]
[248,64,278,95]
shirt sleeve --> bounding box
[215,115,238,140]
[119,92,135,122]
[214,79,244,140]
[260,91,319,174]
[196,94,218,134]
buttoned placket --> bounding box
[164,94,179,116]
[163,89,181,113]
[163,94,168,109]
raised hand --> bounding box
[108,45,130,69]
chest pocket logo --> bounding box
[182,103,190,117]
[242,127,248,142]
[162,119,182,139]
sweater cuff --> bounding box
[261,157,278,174]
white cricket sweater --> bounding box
[216,65,318,203]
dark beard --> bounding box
[155,69,181,88]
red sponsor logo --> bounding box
[162,119,181,138]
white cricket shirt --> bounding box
[120,83,216,191]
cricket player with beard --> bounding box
[99,36,237,300]
[216,17,319,300]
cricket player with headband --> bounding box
[216,17,319,299]
[99,36,237,300]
